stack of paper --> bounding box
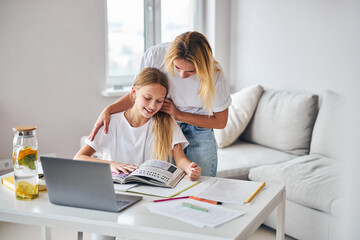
[143,199,244,228]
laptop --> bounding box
[40,156,142,212]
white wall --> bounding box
[0,0,117,159]
[229,0,360,96]
[203,0,231,82]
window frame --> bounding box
[103,0,203,97]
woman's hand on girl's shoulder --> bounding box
[88,109,111,141]
[186,162,201,181]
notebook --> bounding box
[40,156,142,212]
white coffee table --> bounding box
[0,173,285,240]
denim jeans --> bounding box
[178,123,218,177]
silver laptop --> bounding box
[40,156,142,212]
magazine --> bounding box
[112,159,185,188]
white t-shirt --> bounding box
[85,112,188,166]
[140,42,232,116]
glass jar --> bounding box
[12,126,39,200]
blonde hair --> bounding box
[164,31,220,115]
[132,67,173,161]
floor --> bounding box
[0,222,296,240]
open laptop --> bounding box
[40,156,142,212]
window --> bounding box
[104,0,203,96]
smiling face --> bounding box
[132,83,167,119]
[173,58,196,79]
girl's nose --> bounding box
[179,70,188,79]
[149,101,156,109]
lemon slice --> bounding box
[16,181,35,196]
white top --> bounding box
[140,42,232,116]
[85,112,188,166]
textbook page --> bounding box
[112,159,185,188]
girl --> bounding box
[89,31,231,177]
[74,67,201,181]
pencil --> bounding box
[189,196,222,205]
[245,182,266,204]
[181,202,208,212]
[153,196,190,203]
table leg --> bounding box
[276,190,286,240]
[41,226,52,240]
[77,231,84,240]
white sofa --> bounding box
[215,86,343,240]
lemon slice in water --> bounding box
[16,181,35,197]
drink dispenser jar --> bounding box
[12,126,39,200]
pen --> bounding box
[153,196,190,203]
[189,196,222,205]
[181,202,208,212]
[245,182,266,204]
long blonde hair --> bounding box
[164,31,220,115]
[132,67,173,161]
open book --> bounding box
[112,159,185,188]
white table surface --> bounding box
[0,173,285,240]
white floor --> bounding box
[0,222,296,240]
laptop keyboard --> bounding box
[117,200,130,208]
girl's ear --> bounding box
[131,86,136,99]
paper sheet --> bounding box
[143,198,244,228]
[176,176,217,197]
[196,178,265,204]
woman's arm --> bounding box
[73,144,137,174]
[172,144,201,180]
[161,99,228,129]
[89,93,133,140]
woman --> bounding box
[90,31,231,177]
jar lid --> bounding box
[13,126,37,132]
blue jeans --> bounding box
[178,123,218,177]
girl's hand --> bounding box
[186,162,201,181]
[110,162,138,175]
[161,99,179,119]
[88,109,111,141]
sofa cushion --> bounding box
[241,88,319,155]
[214,85,264,148]
[310,90,345,159]
[249,154,342,213]
[216,140,298,179]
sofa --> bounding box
[215,85,343,240]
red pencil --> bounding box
[153,196,190,203]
